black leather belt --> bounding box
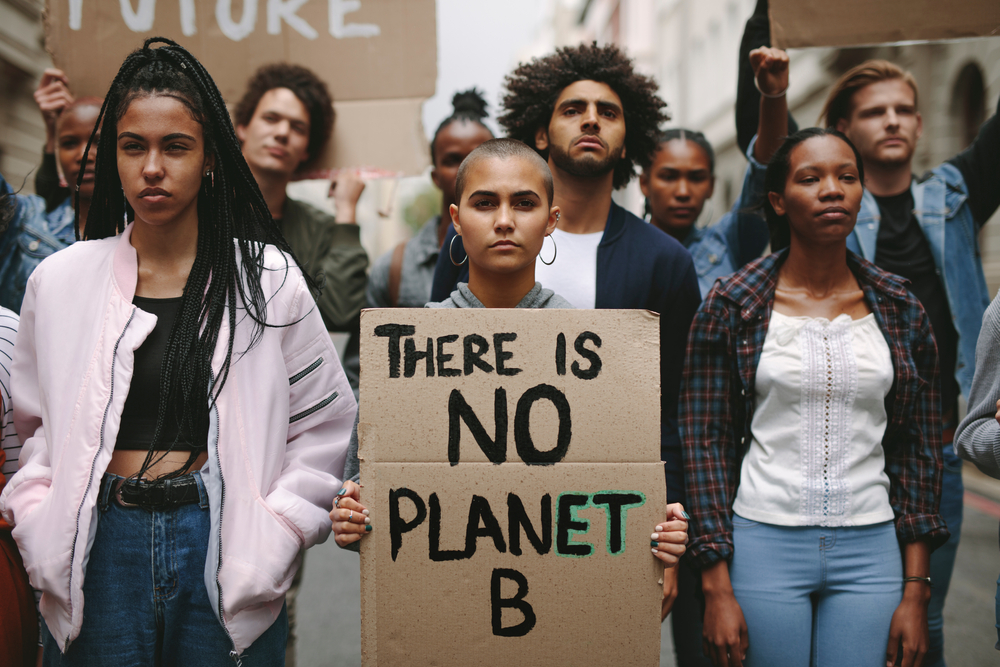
[111,475,201,510]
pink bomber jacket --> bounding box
[0,225,356,656]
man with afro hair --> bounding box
[234,63,369,334]
[431,41,700,559]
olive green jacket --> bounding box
[281,198,368,332]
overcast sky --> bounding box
[421,0,549,140]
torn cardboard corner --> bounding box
[358,309,665,666]
[770,0,1000,49]
[44,0,436,173]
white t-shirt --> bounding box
[732,311,895,527]
[534,228,603,309]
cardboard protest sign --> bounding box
[770,0,1000,49]
[358,309,665,666]
[44,0,436,173]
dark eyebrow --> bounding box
[468,190,497,198]
[795,162,857,173]
[117,132,197,142]
[556,98,623,115]
[512,190,540,198]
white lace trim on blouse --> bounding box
[732,311,895,528]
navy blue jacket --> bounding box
[431,201,702,504]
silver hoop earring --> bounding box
[449,234,468,266]
[539,234,557,266]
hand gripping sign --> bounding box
[358,309,665,666]
[44,0,437,173]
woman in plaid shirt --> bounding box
[681,128,947,667]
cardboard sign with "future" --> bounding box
[358,309,665,666]
[44,0,437,174]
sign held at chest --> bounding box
[358,308,664,666]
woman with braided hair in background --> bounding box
[366,88,493,308]
[0,38,356,665]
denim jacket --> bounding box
[684,138,770,297]
[848,163,985,398]
[0,172,76,313]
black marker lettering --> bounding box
[592,492,644,554]
[404,337,434,378]
[374,324,415,378]
[436,334,461,377]
[389,487,426,561]
[428,493,470,562]
[463,334,494,375]
[494,333,521,376]
[465,495,507,556]
[556,493,592,556]
[508,493,552,556]
[448,388,507,465]
[555,332,566,376]
[571,331,603,380]
[514,384,572,465]
[491,568,537,637]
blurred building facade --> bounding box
[0,0,47,194]
[527,0,1000,293]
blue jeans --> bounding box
[925,443,964,667]
[730,516,902,667]
[41,472,287,666]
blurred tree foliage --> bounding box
[402,181,442,234]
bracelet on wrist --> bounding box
[754,77,788,99]
[903,576,932,586]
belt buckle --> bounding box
[114,478,140,508]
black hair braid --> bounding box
[80,37,313,480]
[430,88,493,165]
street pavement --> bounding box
[295,464,1000,666]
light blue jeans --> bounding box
[41,472,287,666]
[730,515,902,666]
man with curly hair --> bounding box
[430,39,701,605]
[234,63,369,334]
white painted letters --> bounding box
[180,0,197,35]
[119,0,155,31]
[215,0,258,41]
[267,0,318,39]
[329,0,379,38]
[68,0,381,41]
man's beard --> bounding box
[548,137,624,179]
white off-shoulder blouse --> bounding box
[732,310,896,527]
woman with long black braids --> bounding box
[0,38,355,665]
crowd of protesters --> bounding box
[0,0,998,664]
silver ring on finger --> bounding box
[335,496,341,508]
[348,510,353,522]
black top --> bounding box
[874,191,959,416]
[116,296,201,451]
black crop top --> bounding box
[115,296,203,451]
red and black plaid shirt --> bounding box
[680,249,948,569]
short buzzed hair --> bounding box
[455,138,555,205]
[820,60,919,129]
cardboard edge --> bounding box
[768,3,788,50]
[359,462,378,667]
